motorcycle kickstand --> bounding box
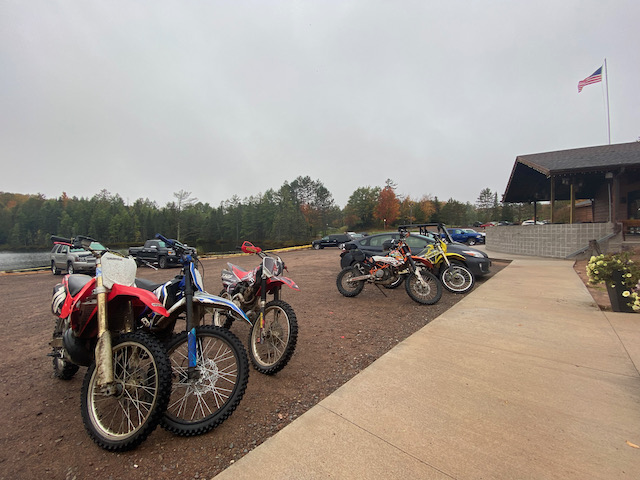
[374,284,388,297]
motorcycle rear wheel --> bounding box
[440,263,475,294]
[249,300,298,375]
[405,267,442,305]
[162,326,249,436]
[51,318,79,380]
[336,267,365,297]
[81,331,171,451]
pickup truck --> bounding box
[128,239,181,268]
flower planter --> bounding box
[606,270,635,313]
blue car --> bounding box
[445,228,485,246]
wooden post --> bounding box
[570,183,575,224]
[550,177,555,223]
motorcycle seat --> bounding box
[67,274,93,296]
[229,264,258,282]
[135,278,165,292]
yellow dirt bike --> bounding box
[416,235,475,293]
[384,233,475,294]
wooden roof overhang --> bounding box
[503,141,640,203]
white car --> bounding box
[521,220,544,225]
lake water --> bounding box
[0,251,51,271]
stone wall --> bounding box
[485,223,616,259]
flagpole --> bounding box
[604,58,611,144]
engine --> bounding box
[373,266,394,282]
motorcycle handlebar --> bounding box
[155,233,192,255]
[51,235,97,249]
[155,233,172,245]
[51,235,71,244]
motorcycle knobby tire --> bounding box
[336,266,365,297]
[249,299,298,375]
[405,267,443,305]
[162,326,249,436]
[80,331,172,451]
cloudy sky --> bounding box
[1,1,639,208]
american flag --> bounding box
[578,66,602,93]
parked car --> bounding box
[312,233,352,250]
[339,226,491,277]
[50,239,106,275]
[521,220,544,225]
[445,228,485,245]
[129,238,183,268]
[464,228,486,242]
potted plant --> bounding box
[586,252,640,313]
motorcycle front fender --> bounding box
[107,283,170,318]
[411,256,435,269]
[193,291,252,325]
[268,275,300,291]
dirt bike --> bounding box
[134,234,251,436]
[217,241,299,375]
[416,235,475,293]
[49,235,172,451]
[385,234,475,294]
[336,230,443,305]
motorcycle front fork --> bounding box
[94,274,116,394]
[95,285,136,394]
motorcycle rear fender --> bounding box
[192,291,251,324]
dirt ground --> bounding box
[0,248,510,480]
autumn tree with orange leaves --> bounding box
[373,179,400,227]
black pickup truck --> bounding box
[128,239,181,268]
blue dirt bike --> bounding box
[135,234,251,437]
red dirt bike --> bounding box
[336,229,443,305]
[49,235,172,451]
[216,241,299,375]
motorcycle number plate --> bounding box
[101,253,137,288]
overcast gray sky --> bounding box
[1,1,639,208]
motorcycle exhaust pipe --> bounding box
[348,274,373,282]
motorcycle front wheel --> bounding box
[336,266,365,297]
[249,300,298,375]
[405,267,442,305]
[440,263,475,294]
[162,326,249,436]
[80,331,172,451]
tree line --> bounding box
[0,178,542,251]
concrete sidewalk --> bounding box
[214,254,640,479]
